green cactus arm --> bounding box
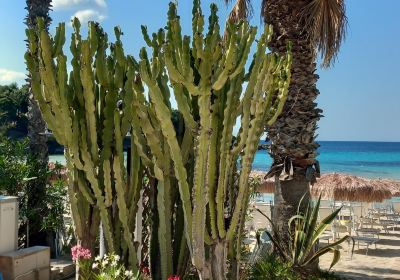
[156,174,173,280]
[76,114,115,252]
[171,83,197,131]
[102,160,113,207]
[216,78,242,238]
[206,97,220,239]
[130,113,154,168]
[265,50,292,125]
[121,68,135,136]
[25,46,60,141]
[69,114,85,170]
[226,50,290,241]
[180,128,193,165]
[191,11,219,262]
[37,21,61,106]
[141,25,153,47]
[226,121,261,241]
[230,27,270,155]
[56,52,75,148]
[192,10,205,62]
[94,29,110,87]
[191,91,211,268]
[181,36,193,82]
[113,110,138,270]
[75,168,95,205]
[70,18,85,107]
[65,154,84,240]
[228,26,257,79]
[52,22,66,58]
[164,46,201,96]
[211,31,238,91]
[139,52,193,247]
[80,39,99,164]
[127,141,142,224]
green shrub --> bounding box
[248,253,300,280]
[0,136,67,247]
[0,137,31,196]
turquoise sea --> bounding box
[49,141,400,180]
[252,141,400,180]
[49,141,400,202]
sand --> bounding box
[319,228,400,280]
[248,202,400,280]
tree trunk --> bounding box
[263,0,321,273]
[25,0,52,249]
[264,0,320,240]
[26,95,50,246]
[273,174,310,237]
[198,241,227,280]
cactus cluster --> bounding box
[132,1,292,278]
[25,18,143,271]
[25,0,291,279]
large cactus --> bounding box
[132,1,292,279]
[25,18,143,272]
[25,1,291,278]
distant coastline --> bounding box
[49,141,400,180]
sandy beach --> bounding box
[248,198,400,280]
[319,229,400,280]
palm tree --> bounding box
[224,0,347,238]
[25,0,52,247]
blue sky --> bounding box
[0,0,399,142]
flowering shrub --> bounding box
[71,247,140,280]
[71,245,92,261]
[168,276,181,280]
[91,254,140,280]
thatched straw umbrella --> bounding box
[311,173,393,203]
[249,171,274,193]
[374,179,400,197]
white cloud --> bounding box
[71,9,106,24]
[52,0,87,10]
[0,68,25,85]
[94,0,107,8]
[52,0,106,10]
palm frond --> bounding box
[301,0,348,68]
[224,0,254,23]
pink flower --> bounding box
[71,245,92,262]
[168,276,180,280]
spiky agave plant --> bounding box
[263,196,354,272]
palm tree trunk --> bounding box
[25,0,52,247]
[264,0,321,252]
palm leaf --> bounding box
[301,0,348,68]
[224,0,254,22]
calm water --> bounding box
[50,141,400,202]
[253,141,400,180]
[50,141,400,180]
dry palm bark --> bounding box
[225,0,347,242]
[24,0,51,248]
[262,0,322,236]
